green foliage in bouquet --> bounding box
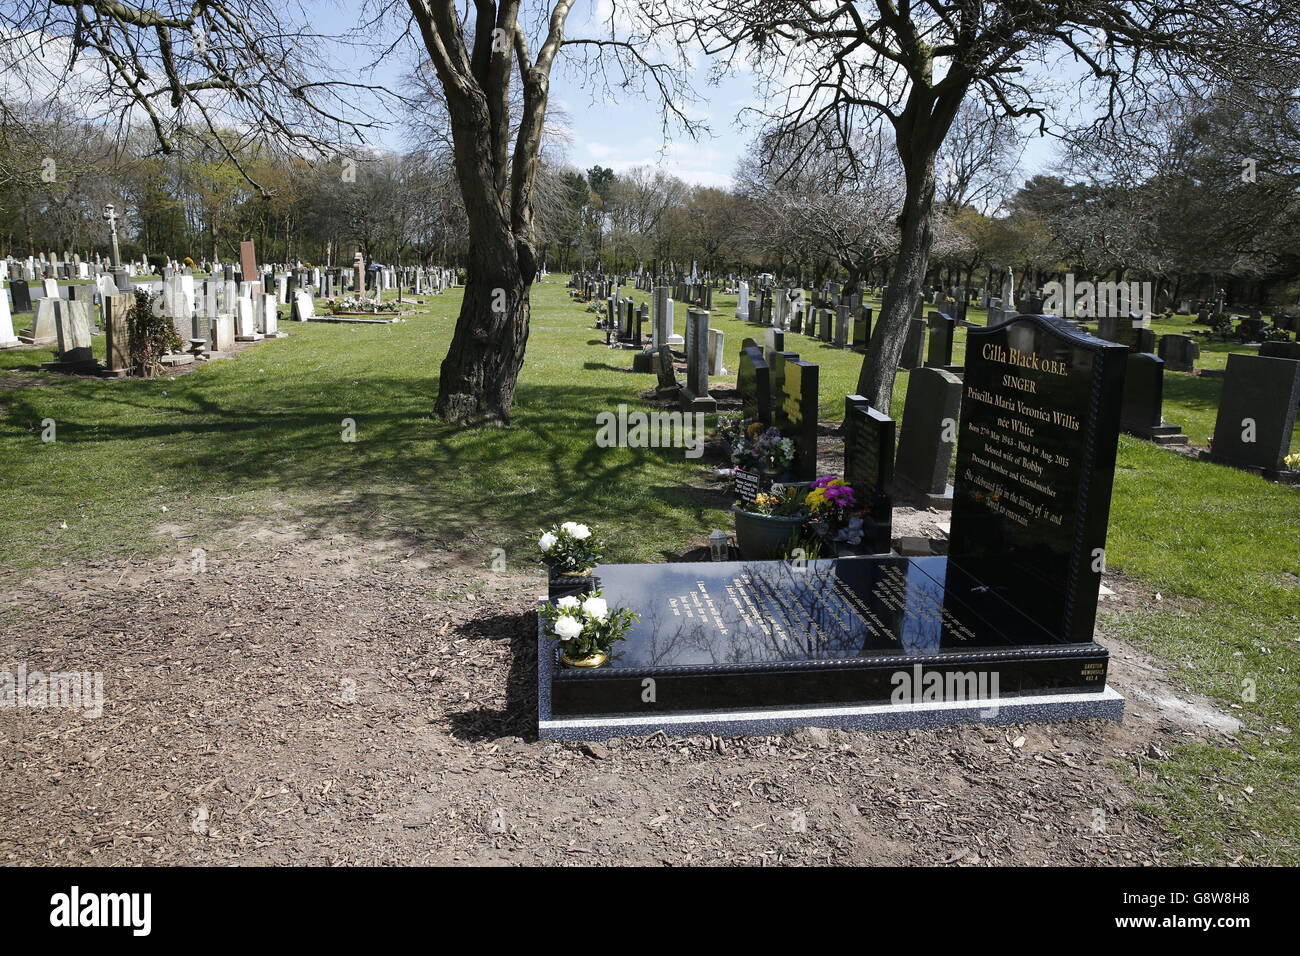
[537,521,604,573]
[540,589,638,658]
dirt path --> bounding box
[0,521,1241,866]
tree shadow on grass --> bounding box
[0,374,717,562]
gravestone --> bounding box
[947,314,1128,646]
[925,311,956,369]
[1120,353,1187,444]
[655,344,680,395]
[21,298,59,345]
[1260,341,1300,362]
[852,307,872,351]
[834,305,850,348]
[1097,313,1155,353]
[212,313,235,354]
[762,327,785,367]
[735,281,749,319]
[292,290,315,322]
[636,303,649,347]
[737,342,772,425]
[897,318,927,370]
[43,300,98,373]
[261,294,281,336]
[102,292,134,375]
[1208,353,1300,472]
[775,357,819,481]
[892,367,961,508]
[844,395,895,554]
[9,280,32,313]
[706,328,726,375]
[239,240,257,284]
[790,306,803,336]
[0,280,16,347]
[1157,334,1200,373]
[235,297,259,341]
[679,309,716,412]
[818,308,833,343]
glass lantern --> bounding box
[708,529,730,562]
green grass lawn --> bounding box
[1,277,1297,863]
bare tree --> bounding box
[403,1,698,423]
[638,0,1300,410]
[0,1,384,193]
[737,125,902,290]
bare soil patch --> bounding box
[0,516,1242,866]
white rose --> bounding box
[581,596,609,620]
[538,531,558,552]
[556,596,581,609]
[553,615,583,641]
[562,522,591,540]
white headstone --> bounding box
[0,279,17,346]
[235,297,258,339]
[293,290,315,321]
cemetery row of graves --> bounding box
[0,246,459,377]
[573,272,1300,506]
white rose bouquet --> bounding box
[540,589,638,664]
[537,521,603,574]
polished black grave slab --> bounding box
[547,556,1109,719]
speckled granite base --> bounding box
[536,601,1124,741]
[539,688,1123,740]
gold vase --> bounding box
[560,649,608,668]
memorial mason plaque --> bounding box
[946,314,1128,646]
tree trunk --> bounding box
[856,150,938,410]
[435,217,536,425]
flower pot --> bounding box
[731,505,805,561]
[560,649,609,668]
[548,567,595,603]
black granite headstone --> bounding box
[776,358,819,481]
[925,311,955,368]
[1157,333,1200,372]
[844,395,895,554]
[1209,353,1300,471]
[947,314,1128,646]
[852,307,872,351]
[893,367,962,503]
[737,343,772,425]
[898,318,926,370]
[1120,353,1186,444]
[9,280,31,313]
[1260,341,1300,361]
